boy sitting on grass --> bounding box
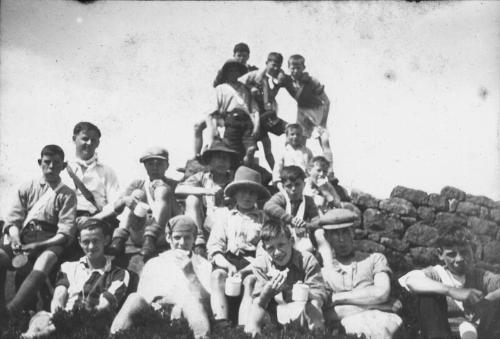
[110,215,212,339]
[21,218,129,339]
[206,166,269,326]
[264,166,320,253]
[108,146,179,261]
[272,124,313,191]
[244,220,327,336]
[176,140,239,255]
[399,224,500,339]
[304,156,350,214]
[283,55,333,172]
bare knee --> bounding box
[185,195,202,210]
[33,250,58,272]
[211,269,228,286]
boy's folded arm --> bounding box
[403,270,450,295]
[485,288,500,301]
[332,272,391,306]
[51,285,68,313]
[319,92,330,126]
[263,194,293,223]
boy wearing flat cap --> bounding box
[108,147,179,261]
[320,209,402,339]
[176,140,239,255]
[206,166,269,325]
[194,59,260,164]
[110,215,212,339]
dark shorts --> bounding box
[223,111,256,158]
[259,111,287,137]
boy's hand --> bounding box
[250,87,260,97]
[291,217,307,229]
[22,242,40,254]
[123,196,139,210]
[448,287,483,304]
[193,244,207,258]
[270,269,288,292]
[226,264,238,276]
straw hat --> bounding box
[320,209,358,230]
[224,166,270,200]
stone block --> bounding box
[351,190,380,210]
[409,247,438,266]
[368,232,381,242]
[456,202,480,217]
[379,197,417,217]
[468,217,498,237]
[483,241,500,264]
[434,212,467,229]
[404,222,439,246]
[490,209,500,223]
[400,217,418,227]
[479,207,489,220]
[417,206,436,223]
[441,186,466,201]
[449,199,459,212]
[354,229,368,239]
[380,237,409,252]
[466,194,496,208]
[390,186,429,206]
[363,208,384,230]
[354,240,385,253]
[428,193,449,212]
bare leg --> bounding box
[110,293,149,334]
[244,300,267,336]
[260,135,275,169]
[185,195,204,240]
[210,269,229,320]
[319,129,333,170]
[239,275,257,326]
[194,120,207,158]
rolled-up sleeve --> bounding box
[263,193,292,223]
[56,190,77,240]
[4,182,30,233]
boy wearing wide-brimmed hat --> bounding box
[194,58,260,163]
[107,146,179,261]
[176,140,239,254]
[205,166,269,325]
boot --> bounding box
[140,236,157,262]
[107,237,126,256]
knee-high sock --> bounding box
[0,268,7,307]
[7,270,46,313]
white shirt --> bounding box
[272,144,313,183]
[63,155,120,214]
[137,249,212,304]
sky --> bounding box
[1,0,499,212]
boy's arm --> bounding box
[263,193,293,223]
[251,111,260,136]
[332,271,391,306]
[206,209,229,260]
[303,254,327,307]
[175,173,218,196]
[51,285,69,313]
[22,233,67,253]
[94,167,121,220]
[4,184,30,247]
[319,91,330,127]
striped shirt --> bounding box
[55,256,129,311]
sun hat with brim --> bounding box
[320,209,358,230]
[140,146,169,163]
[201,139,240,165]
[224,166,270,200]
[220,59,247,83]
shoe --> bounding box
[140,236,157,262]
[107,237,126,256]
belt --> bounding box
[25,220,58,233]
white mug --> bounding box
[133,202,150,217]
[292,282,309,302]
[225,274,242,297]
[458,321,477,339]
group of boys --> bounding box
[0,43,499,339]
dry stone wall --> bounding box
[347,185,500,273]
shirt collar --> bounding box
[74,153,99,168]
[230,206,260,216]
[79,255,112,274]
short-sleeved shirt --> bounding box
[180,171,233,211]
[207,83,258,124]
[3,178,77,240]
[252,248,327,304]
[239,69,283,112]
[322,252,392,294]
[55,256,129,311]
[206,206,266,259]
[272,144,313,184]
[284,73,325,109]
[137,250,212,305]
[63,157,120,214]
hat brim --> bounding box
[224,181,270,200]
[201,148,240,165]
[140,155,168,163]
[322,222,354,230]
